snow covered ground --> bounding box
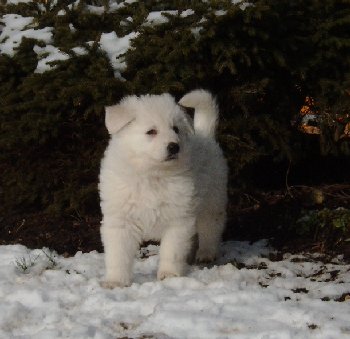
[0,240,349,339]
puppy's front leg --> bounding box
[101,225,139,288]
[157,221,195,280]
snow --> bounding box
[215,10,228,16]
[67,0,80,11]
[0,14,53,56]
[33,45,87,73]
[33,45,70,73]
[108,1,128,12]
[5,0,32,4]
[87,5,105,15]
[99,31,139,79]
[71,46,88,56]
[1,241,349,338]
[145,11,178,25]
[181,9,195,17]
[57,9,66,16]
[145,10,194,25]
[69,23,76,32]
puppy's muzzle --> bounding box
[166,142,180,160]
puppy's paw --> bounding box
[157,270,179,281]
[195,249,216,264]
[100,280,129,289]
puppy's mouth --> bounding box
[165,154,178,161]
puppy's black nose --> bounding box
[167,142,180,156]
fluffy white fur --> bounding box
[99,89,228,288]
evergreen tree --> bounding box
[1,0,349,219]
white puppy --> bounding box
[99,89,228,287]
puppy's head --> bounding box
[105,94,193,171]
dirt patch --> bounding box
[225,184,350,260]
[1,213,102,255]
[1,185,350,259]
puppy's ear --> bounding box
[181,114,194,135]
[105,104,135,134]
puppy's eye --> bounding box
[146,129,157,136]
[173,126,179,134]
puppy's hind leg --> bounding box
[101,224,140,288]
[195,210,226,263]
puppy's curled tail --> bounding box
[179,89,218,139]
